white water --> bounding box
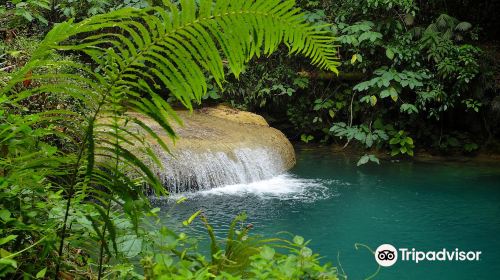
[152,146,336,201]
[163,174,341,203]
[154,146,287,193]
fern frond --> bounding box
[2,1,339,269]
[53,0,339,107]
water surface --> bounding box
[156,147,500,279]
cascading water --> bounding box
[155,146,287,193]
[134,105,296,194]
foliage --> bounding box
[0,0,340,278]
[141,213,340,280]
[0,0,50,28]
[388,130,415,156]
[57,0,151,19]
[330,122,388,149]
[357,154,380,166]
[211,0,498,163]
[0,0,153,30]
[301,134,315,144]
[325,1,488,158]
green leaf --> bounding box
[369,155,380,164]
[0,210,11,222]
[380,89,390,98]
[293,235,304,245]
[354,81,371,91]
[390,92,398,102]
[351,54,358,64]
[356,54,363,62]
[260,246,275,260]
[36,267,47,279]
[0,258,17,268]
[400,103,418,114]
[370,95,377,106]
[386,48,394,60]
[355,131,366,141]
[34,14,48,25]
[301,247,313,257]
[116,235,143,258]
[366,134,373,147]
[0,248,11,258]
[357,155,370,166]
[183,210,202,226]
[176,197,187,204]
[301,134,314,143]
[389,138,399,145]
[359,31,382,43]
[293,77,309,89]
[388,87,398,102]
[209,90,220,99]
[21,10,34,22]
[360,95,371,103]
[0,235,17,246]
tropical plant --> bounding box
[0,0,51,28]
[57,0,152,20]
[0,0,339,278]
[224,0,496,163]
[142,213,340,280]
[388,130,415,156]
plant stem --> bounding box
[55,94,107,278]
[97,200,112,280]
[342,92,356,149]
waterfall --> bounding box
[132,106,296,194]
[154,147,287,193]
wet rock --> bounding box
[133,105,296,192]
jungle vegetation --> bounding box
[1,0,342,279]
[201,0,500,165]
[0,0,498,279]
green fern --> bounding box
[1,0,339,277]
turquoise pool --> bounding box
[157,146,500,279]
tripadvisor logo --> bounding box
[374,244,481,267]
[375,244,398,267]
